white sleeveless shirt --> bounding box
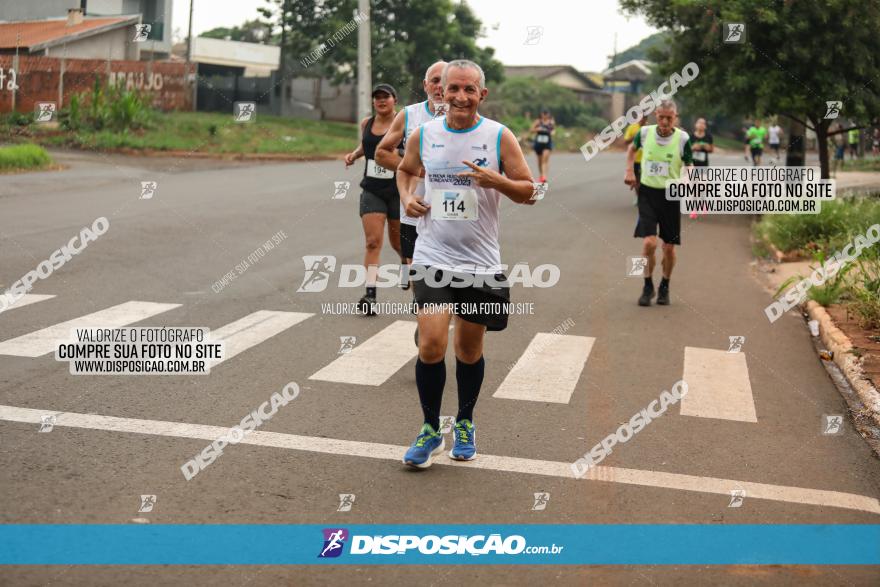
[401,101,440,226]
[413,115,506,274]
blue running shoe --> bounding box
[449,419,476,461]
[403,423,445,468]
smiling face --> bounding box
[443,65,487,127]
[372,91,396,116]
[423,62,446,105]
[695,118,707,132]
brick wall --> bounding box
[0,54,195,114]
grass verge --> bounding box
[0,143,53,172]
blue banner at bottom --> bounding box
[1,525,878,565]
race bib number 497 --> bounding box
[431,189,478,220]
[645,161,670,176]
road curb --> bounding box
[805,300,880,427]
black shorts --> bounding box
[359,190,400,220]
[412,266,510,332]
[634,162,641,178]
[534,141,553,154]
[750,146,763,158]
[400,223,417,259]
[634,184,681,245]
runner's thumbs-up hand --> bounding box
[459,160,504,190]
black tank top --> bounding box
[360,116,400,197]
[536,120,554,137]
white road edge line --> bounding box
[1,404,877,515]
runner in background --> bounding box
[832,123,846,177]
[848,127,860,160]
[624,99,693,307]
[375,61,447,295]
[690,118,713,167]
[344,84,402,316]
[767,120,784,162]
[746,119,767,166]
[624,114,644,206]
[529,109,555,183]
[872,128,880,158]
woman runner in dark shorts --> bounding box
[344,84,403,315]
[529,109,555,183]
[690,117,714,167]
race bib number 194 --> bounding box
[366,159,393,179]
[431,189,478,220]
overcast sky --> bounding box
[172,0,657,73]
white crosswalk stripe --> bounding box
[493,333,595,403]
[0,301,181,357]
[680,346,758,422]
[209,310,313,366]
[0,294,56,312]
[309,320,418,386]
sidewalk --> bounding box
[835,170,880,192]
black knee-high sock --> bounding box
[415,358,445,431]
[455,356,484,423]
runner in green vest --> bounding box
[624,99,693,306]
[848,128,860,160]
[746,120,768,166]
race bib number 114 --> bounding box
[431,189,478,220]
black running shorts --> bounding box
[400,223,417,259]
[633,184,681,245]
[412,266,511,332]
[359,189,400,219]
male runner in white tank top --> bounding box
[375,61,447,291]
[395,59,539,468]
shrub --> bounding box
[60,76,153,132]
[758,195,880,254]
[0,144,52,171]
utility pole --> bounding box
[187,0,196,110]
[356,0,371,123]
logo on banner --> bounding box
[319,528,349,558]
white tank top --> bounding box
[413,115,506,274]
[401,101,440,226]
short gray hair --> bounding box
[441,59,485,90]
[424,60,447,81]
[656,98,678,113]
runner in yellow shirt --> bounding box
[624,115,644,206]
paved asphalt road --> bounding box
[1,148,878,585]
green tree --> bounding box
[493,77,604,130]
[619,0,880,178]
[201,19,273,43]
[260,0,503,105]
[608,31,670,69]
